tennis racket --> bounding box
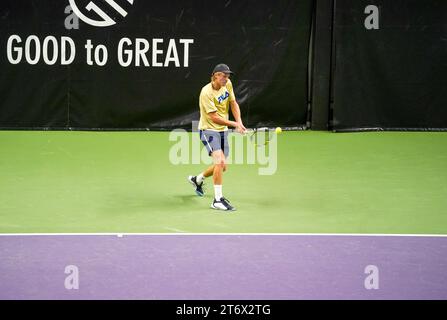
[244,127,275,146]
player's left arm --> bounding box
[230,100,245,131]
[228,80,246,132]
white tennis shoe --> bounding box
[211,197,236,211]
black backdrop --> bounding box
[332,0,447,131]
[0,0,312,130]
[1,0,446,132]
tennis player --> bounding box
[188,63,246,211]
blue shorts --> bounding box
[199,130,229,158]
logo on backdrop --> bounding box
[6,0,194,67]
[69,0,135,27]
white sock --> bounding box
[214,185,223,201]
[196,173,205,184]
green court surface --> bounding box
[0,130,446,234]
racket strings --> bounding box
[248,128,274,146]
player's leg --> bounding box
[210,131,235,211]
[202,164,215,179]
[212,150,225,186]
[195,160,224,183]
[188,130,214,196]
[188,130,224,196]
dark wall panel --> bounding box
[333,0,447,131]
[0,0,313,130]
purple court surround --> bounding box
[0,234,446,300]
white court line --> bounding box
[0,233,446,237]
[164,227,189,233]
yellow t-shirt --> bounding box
[198,79,236,131]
